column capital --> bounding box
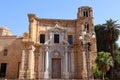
[28,14,36,23]
[64,46,68,53]
[45,46,49,52]
[28,45,35,51]
[34,42,41,48]
[22,40,35,50]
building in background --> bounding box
[0,6,97,79]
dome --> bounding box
[0,26,13,36]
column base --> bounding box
[63,72,69,79]
[38,72,44,79]
[26,70,35,79]
[19,70,25,79]
[44,71,49,79]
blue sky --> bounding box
[0,0,120,45]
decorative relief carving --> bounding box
[45,46,49,51]
[53,52,60,58]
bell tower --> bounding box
[76,6,96,79]
[77,6,94,34]
[77,6,93,19]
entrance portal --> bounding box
[52,58,61,78]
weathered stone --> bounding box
[0,6,97,79]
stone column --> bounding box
[19,50,25,79]
[34,48,39,79]
[64,47,69,78]
[28,14,37,41]
[38,51,42,78]
[26,45,35,79]
[44,47,49,79]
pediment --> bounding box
[48,24,66,32]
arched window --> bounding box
[83,11,89,17]
[84,23,89,33]
[83,11,86,17]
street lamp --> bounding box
[79,29,95,80]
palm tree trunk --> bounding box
[110,42,114,58]
[102,73,104,80]
[110,42,115,80]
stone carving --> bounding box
[53,52,60,58]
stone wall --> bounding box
[0,36,22,79]
[0,6,97,79]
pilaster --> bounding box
[26,44,35,79]
[19,50,25,79]
[82,51,87,79]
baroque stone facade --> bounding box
[0,6,97,79]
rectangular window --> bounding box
[0,63,7,77]
[68,35,73,45]
[3,49,8,56]
[40,34,45,43]
[54,34,59,43]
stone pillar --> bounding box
[38,51,43,78]
[64,47,69,79]
[34,48,39,79]
[28,14,37,41]
[19,50,25,79]
[26,45,35,79]
[82,51,87,79]
[44,47,49,79]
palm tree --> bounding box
[92,63,102,79]
[95,19,120,56]
[103,19,120,79]
[96,51,113,80]
[103,19,120,58]
[95,19,120,79]
[95,24,110,52]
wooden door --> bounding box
[52,58,61,78]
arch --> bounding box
[83,11,89,17]
[84,23,89,33]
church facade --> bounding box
[0,6,97,79]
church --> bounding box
[0,6,97,79]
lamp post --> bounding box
[79,29,95,80]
